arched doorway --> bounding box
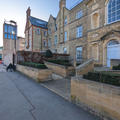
[107,40,120,67]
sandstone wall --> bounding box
[71,77,120,120]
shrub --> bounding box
[83,72,120,86]
[113,64,120,70]
[47,59,72,66]
[19,62,47,69]
[45,49,53,58]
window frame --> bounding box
[76,10,83,19]
[76,46,83,62]
[107,0,120,24]
[76,25,83,38]
[64,31,67,42]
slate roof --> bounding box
[29,16,48,29]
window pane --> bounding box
[108,0,120,24]
[4,24,8,33]
[8,34,10,39]
[76,47,82,61]
[4,33,7,39]
[64,32,67,42]
[76,26,83,38]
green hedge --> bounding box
[47,59,72,66]
[113,64,120,70]
[83,72,120,86]
[19,62,47,69]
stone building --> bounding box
[25,7,48,52]
[48,0,120,67]
[3,20,25,65]
[24,0,120,67]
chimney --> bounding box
[26,7,31,21]
[59,0,66,9]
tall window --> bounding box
[64,16,67,25]
[4,24,8,33]
[48,38,51,48]
[76,47,83,62]
[54,35,57,46]
[76,10,83,19]
[76,26,83,38]
[44,31,47,37]
[108,0,120,24]
[43,40,47,47]
[36,28,40,35]
[63,48,67,54]
[64,31,67,42]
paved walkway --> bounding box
[0,72,100,120]
[0,64,6,72]
[41,78,71,100]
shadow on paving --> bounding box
[0,72,101,120]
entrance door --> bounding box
[107,42,120,67]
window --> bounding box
[48,39,51,47]
[36,28,40,35]
[107,0,120,24]
[64,31,67,42]
[4,33,7,39]
[64,16,67,25]
[11,34,14,40]
[14,35,17,40]
[8,26,11,34]
[4,24,8,33]
[76,47,83,62]
[44,31,47,37]
[54,35,57,46]
[76,10,83,19]
[43,40,47,47]
[107,40,119,46]
[55,24,57,31]
[63,48,67,54]
[8,34,11,39]
[76,26,83,38]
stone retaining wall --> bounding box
[17,64,52,82]
[71,77,120,120]
[45,62,75,77]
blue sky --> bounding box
[0,0,82,46]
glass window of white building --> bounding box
[76,47,83,62]
[108,0,120,24]
[64,31,67,42]
[76,26,83,38]
[76,10,83,19]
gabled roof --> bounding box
[29,16,48,29]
